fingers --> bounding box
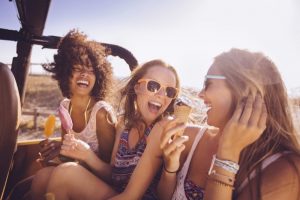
[163,136,189,156]
[231,101,244,122]
[166,144,186,163]
[160,123,186,149]
[239,95,254,124]
[39,139,49,147]
[40,141,61,158]
[258,102,267,130]
[233,93,266,128]
[248,94,263,126]
[61,139,77,151]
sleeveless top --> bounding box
[172,126,206,200]
[171,126,289,199]
[111,126,160,200]
[60,99,113,152]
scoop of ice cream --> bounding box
[58,104,73,132]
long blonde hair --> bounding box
[213,48,300,199]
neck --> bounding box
[70,96,92,110]
[70,96,92,126]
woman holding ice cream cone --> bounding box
[45,59,183,200]
[158,48,300,200]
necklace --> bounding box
[69,97,91,126]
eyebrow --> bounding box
[205,75,226,80]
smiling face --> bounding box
[198,65,233,130]
[134,65,177,125]
[70,64,96,97]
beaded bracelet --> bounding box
[209,170,235,186]
[163,164,178,173]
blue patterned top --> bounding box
[184,179,205,200]
[111,126,160,200]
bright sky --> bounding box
[1,0,300,93]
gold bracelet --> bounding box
[209,170,235,186]
[209,178,235,190]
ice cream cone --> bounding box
[173,97,192,137]
[174,104,192,124]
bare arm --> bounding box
[108,123,164,200]
[96,107,116,163]
[204,94,267,200]
[157,118,189,200]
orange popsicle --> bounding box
[44,114,56,138]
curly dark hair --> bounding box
[43,29,113,101]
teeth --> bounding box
[202,104,212,113]
[77,80,89,86]
[149,101,162,108]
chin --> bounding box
[206,118,220,128]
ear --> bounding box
[134,84,140,94]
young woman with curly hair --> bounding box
[30,29,116,200]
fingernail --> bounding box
[167,115,174,120]
[181,135,189,140]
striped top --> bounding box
[111,126,160,200]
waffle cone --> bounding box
[174,105,192,124]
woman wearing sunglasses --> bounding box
[45,59,182,199]
[158,49,300,200]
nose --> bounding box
[198,89,205,99]
[156,87,166,97]
[79,71,88,77]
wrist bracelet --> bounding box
[208,154,239,175]
[163,164,178,173]
[209,170,235,186]
[209,178,235,190]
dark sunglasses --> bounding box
[138,78,178,99]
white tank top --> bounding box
[60,99,113,152]
[172,126,207,200]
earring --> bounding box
[134,100,138,111]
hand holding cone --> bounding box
[173,97,192,137]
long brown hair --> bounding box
[120,59,180,130]
[213,48,300,199]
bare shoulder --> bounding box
[261,153,300,198]
[181,126,212,156]
[96,106,116,125]
[96,107,108,119]
[263,153,300,180]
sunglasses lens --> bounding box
[166,87,177,98]
[147,80,161,93]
